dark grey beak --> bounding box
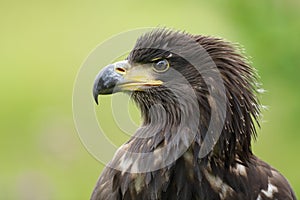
[93,62,126,104]
[93,60,162,104]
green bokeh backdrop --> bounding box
[1,0,299,199]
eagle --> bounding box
[92,29,296,200]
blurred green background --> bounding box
[1,0,299,199]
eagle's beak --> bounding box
[93,60,163,104]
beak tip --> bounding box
[93,92,99,105]
[93,86,99,105]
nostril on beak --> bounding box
[115,67,126,75]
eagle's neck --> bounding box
[131,87,254,168]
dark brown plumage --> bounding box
[92,29,296,200]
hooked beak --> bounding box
[93,60,163,104]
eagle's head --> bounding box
[93,29,260,167]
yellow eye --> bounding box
[152,59,169,72]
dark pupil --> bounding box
[156,60,167,70]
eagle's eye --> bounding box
[152,59,169,73]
